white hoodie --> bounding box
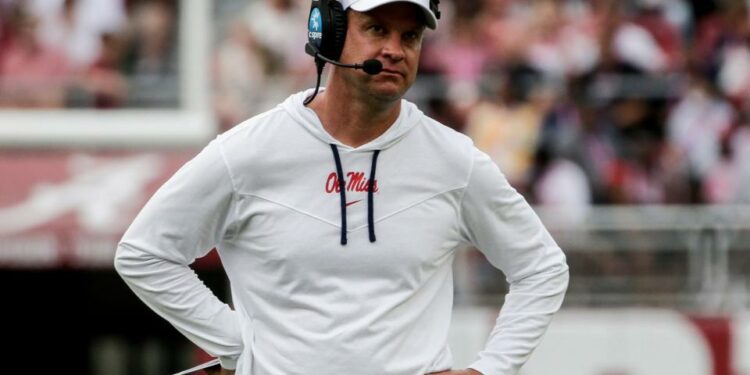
[115,89,569,375]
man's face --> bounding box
[338,2,427,101]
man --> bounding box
[114,1,569,374]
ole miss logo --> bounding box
[325,172,379,193]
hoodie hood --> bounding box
[281,88,424,151]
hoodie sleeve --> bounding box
[114,139,243,369]
[458,148,569,375]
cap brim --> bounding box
[348,0,437,29]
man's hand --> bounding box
[428,369,483,375]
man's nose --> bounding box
[381,33,405,61]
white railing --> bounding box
[454,205,750,312]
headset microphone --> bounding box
[304,42,384,104]
[305,43,383,75]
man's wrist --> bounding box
[218,355,238,370]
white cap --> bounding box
[339,0,438,29]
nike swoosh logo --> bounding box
[345,200,362,207]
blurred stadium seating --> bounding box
[0,0,749,374]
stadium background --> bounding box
[0,0,749,373]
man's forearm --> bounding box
[115,243,243,359]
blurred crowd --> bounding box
[209,0,750,208]
[411,0,750,208]
[2,0,750,207]
[0,0,179,108]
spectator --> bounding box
[713,2,750,107]
[420,0,489,84]
[602,133,670,204]
[522,0,599,78]
[213,19,267,130]
[121,0,178,107]
[569,101,619,203]
[631,0,687,72]
[0,5,70,107]
[78,32,128,108]
[240,0,314,80]
[703,119,750,203]
[529,144,592,226]
[29,0,127,71]
[464,64,549,191]
[666,71,735,189]
[209,0,317,114]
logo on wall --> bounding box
[0,154,164,235]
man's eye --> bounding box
[369,25,385,34]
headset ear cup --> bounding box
[328,1,347,60]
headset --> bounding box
[303,0,440,104]
[306,0,348,63]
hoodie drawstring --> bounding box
[329,144,380,245]
[367,150,380,242]
[330,144,348,245]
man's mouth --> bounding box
[380,69,404,77]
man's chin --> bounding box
[368,83,408,102]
